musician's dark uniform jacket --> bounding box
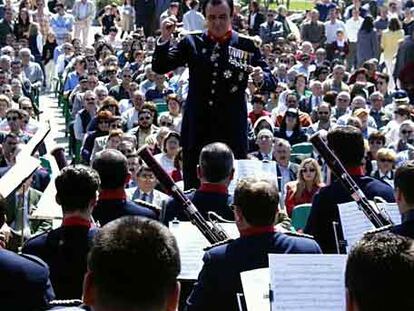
[304,172,395,253]
[185,229,321,311]
[22,216,97,300]
[162,183,234,225]
[390,209,414,239]
[0,248,55,309]
[152,31,277,186]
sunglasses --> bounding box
[139,116,151,121]
[287,100,297,104]
[301,168,316,173]
[286,113,298,118]
[318,111,329,115]
[110,123,122,129]
[22,106,33,110]
[369,140,383,145]
[378,158,394,163]
[401,130,413,135]
[160,121,173,126]
[7,116,19,121]
[139,174,156,180]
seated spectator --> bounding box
[145,73,173,102]
[371,148,396,187]
[389,120,414,153]
[284,158,324,217]
[248,94,271,125]
[352,108,377,139]
[249,128,275,161]
[345,233,414,311]
[307,102,336,135]
[274,108,308,146]
[273,138,299,193]
[275,92,313,127]
[128,108,159,148]
[154,131,180,175]
[171,147,183,182]
[159,93,182,132]
[366,131,386,175]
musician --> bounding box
[304,126,395,253]
[0,197,55,309]
[22,165,100,299]
[152,0,277,189]
[346,232,414,310]
[390,160,414,238]
[92,149,157,225]
[162,142,235,224]
[81,217,181,311]
[186,177,321,311]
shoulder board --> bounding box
[203,238,233,251]
[284,230,315,240]
[365,224,393,235]
[238,33,262,48]
[19,253,49,267]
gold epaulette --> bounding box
[238,33,262,48]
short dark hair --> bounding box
[234,177,279,226]
[162,131,180,153]
[368,131,386,145]
[87,216,180,310]
[345,232,414,311]
[55,165,100,213]
[202,0,234,16]
[395,160,414,205]
[199,142,234,183]
[93,149,128,189]
[327,126,365,167]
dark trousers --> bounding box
[183,147,201,190]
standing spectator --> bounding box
[248,0,265,36]
[374,6,389,33]
[300,9,326,50]
[381,17,404,83]
[49,2,74,45]
[42,31,57,92]
[134,0,156,36]
[182,0,205,32]
[345,8,364,71]
[259,10,283,44]
[324,8,345,53]
[330,29,349,62]
[31,0,51,39]
[120,0,135,38]
[284,158,324,217]
[402,7,414,35]
[72,0,95,47]
[357,15,378,67]
[275,5,291,38]
[99,4,118,36]
[159,2,179,26]
[0,8,13,47]
[315,0,336,21]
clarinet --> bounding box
[310,132,393,228]
[137,145,230,244]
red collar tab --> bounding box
[62,216,91,228]
[346,166,365,176]
[207,29,232,44]
[240,225,276,237]
[199,183,228,194]
[99,189,127,201]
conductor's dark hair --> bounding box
[199,142,234,183]
[327,126,365,167]
[345,232,414,311]
[55,165,100,213]
[395,160,414,205]
[234,177,279,226]
[93,149,128,189]
[88,216,180,310]
[202,0,234,17]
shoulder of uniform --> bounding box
[25,230,50,244]
[238,33,262,48]
[284,230,315,240]
[203,238,234,252]
[19,253,49,269]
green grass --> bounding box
[269,0,313,11]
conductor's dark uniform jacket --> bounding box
[152,30,277,158]
[185,227,321,311]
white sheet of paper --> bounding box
[269,254,347,311]
[0,156,40,198]
[241,268,270,311]
[377,202,401,225]
[338,202,374,253]
[169,221,239,280]
[228,160,277,194]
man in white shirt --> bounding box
[183,0,205,32]
[121,90,145,130]
[345,8,363,71]
[324,8,345,59]
[72,0,95,47]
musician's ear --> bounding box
[55,194,61,205]
[166,281,181,311]
[395,188,403,205]
[124,172,131,185]
[196,165,202,179]
[82,271,96,306]
[228,168,235,181]
[345,288,358,311]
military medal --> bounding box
[224,70,232,79]
[230,86,238,93]
[238,72,244,81]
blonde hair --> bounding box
[376,148,396,161]
[291,158,323,200]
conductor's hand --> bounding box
[160,16,177,42]
[250,66,264,84]
[0,222,11,249]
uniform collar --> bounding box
[402,209,414,223]
[206,28,233,44]
[98,188,127,201]
[62,216,91,228]
[346,166,365,176]
[198,182,228,194]
[240,225,276,237]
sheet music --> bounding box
[169,222,239,280]
[269,254,347,311]
[338,202,374,253]
[0,156,40,198]
[241,268,270,311]
[228,160,277,194]
[377,202,401,225]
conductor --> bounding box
[152,0,277,188]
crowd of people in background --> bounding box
[1,0,414,309]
